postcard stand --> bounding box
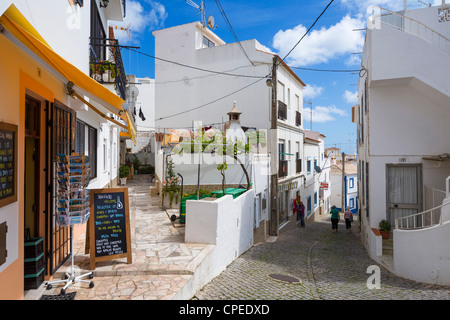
[45,154,94,295]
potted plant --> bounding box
[161,158,181,208]
[119,165,130,186]
[378,219,391,239]
[90,59,105,81]
[102,61,119,82]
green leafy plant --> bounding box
[162,158,181,206]
[119,165,130,178]
[217,162,228,195]
[379,219,391,232]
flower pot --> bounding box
[120,177,127,186]
[379,230,390,239]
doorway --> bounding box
[24,96,41,239]
[386,164,423,227]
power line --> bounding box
[280,0,335,64]
[127,48,265,79]
[214,0,254,66]
[290,66,360,73]
[156,76,267,121]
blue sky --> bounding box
[112,0,442,154]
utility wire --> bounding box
[290,66,360,73]
[280,0,335,64]
[156,76,267,121]
[214,0,255,66]
[127,48,265,79]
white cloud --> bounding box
[112,0,167,44]
[339,0,442,16]
[272,15,365,67]
[303,85,324,99]
[304,105,347,123]
[343,90,358,104]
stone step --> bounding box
[382,238,393,255]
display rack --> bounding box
[45,153,94,295]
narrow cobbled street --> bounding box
[194,218,450,300]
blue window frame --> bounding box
[306,196,311,215]
[314,192,317,207]
[349,177,354,188]
[349,198,355,209]
[307,157,311,174]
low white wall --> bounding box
[185,189,255,284]
[370,228,383,259]
[394,221,450,286]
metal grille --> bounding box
[46,102,75,275]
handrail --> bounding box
[371,5,450,55]
[395,201,450,230]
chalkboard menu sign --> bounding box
[89,188,132,270]
[0,122,17,208]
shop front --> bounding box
[0,5,132,299]
[277,179,301,226]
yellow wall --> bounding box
[0,32,65,300]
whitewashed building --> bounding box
[125,75,156,167]
[152,21,306,237]
[303,130,330,221]
[330,162,358,213]
[354,3,450,285]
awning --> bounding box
[120,111,137,146]
[0,5,136,143]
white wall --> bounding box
[185,190,255,276]
[153,22,273,131]
[394,221,450,286]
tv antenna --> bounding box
[185,0,206,27]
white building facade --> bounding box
[354,3,450,285]
[152,21,306,237]
[303,131,330,221]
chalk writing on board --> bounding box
[0,127,16,203]
[93,192,127,257]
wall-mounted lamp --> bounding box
[266,77,274,87]
[100,0,110,8]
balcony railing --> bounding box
[279,160,288,178]
[89,37,127,100]
[278,101,287,121]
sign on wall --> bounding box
[0,122,18,208]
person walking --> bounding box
[297,201,305,227]
[344,207,353,233]
[330,205,340,233]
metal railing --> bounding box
[396,176,450,229]
[89,37,127,100]
[395,201,450,230]
[371,5,450,55]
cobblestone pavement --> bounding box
[194,218,450,300]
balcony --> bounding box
[89,37,127,100]
[278,101,287,121]
[279,160,288,178]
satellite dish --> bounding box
[314,166,322,173]
[207,15,215,29]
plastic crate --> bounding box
[24,267,44,290]
[24,252,45,275]
[24,237,43,259]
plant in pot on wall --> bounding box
[161,158,181,208]
[378,219,392,239]
[119,165,130,186]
